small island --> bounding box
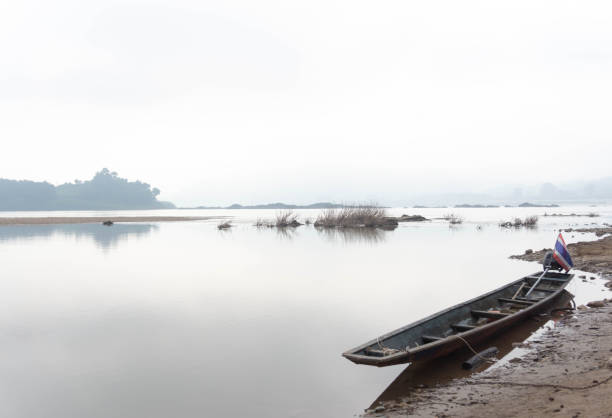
[0,169,174,211]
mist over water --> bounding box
[0,206,610,417]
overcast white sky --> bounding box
[1,0,611,205]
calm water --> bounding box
[0,205,610,418]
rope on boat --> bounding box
[376,337,403,355]
[454,335,497,364]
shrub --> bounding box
[275,210,302,227]
[254,218,273,228]
[523,215,538,227]
[499,215,538,228]
[443,213,464,224]
[314,205,393,228]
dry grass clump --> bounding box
[254,211,302,228]
[523,215,538,227]
[275,210,302,227]
[254,218,273,228]
[217,220,232,230]
[314,206,394,228]
[499,215,538,228]
[313,208,337,228]
[443,213,464,224]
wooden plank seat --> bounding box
[526,276,568,283]
[514,297,543,302]
[422,335,444,343]
[451,323,476,331]
[498,297,536,305]
[471,310,510,319]
[523,287,556,293]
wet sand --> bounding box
[0,216,217,225]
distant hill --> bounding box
[0,169,174,211]
[517,202,560,208]
[454,204,500,208]
[191,202,346,210]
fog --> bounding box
[1,1,611,206]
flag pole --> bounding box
[525,267,550,299]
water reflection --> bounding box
[275,226,299,240]
[0,223,157,250]
[315,227,387,244]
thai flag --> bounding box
[553,233,573,271]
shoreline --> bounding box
[0,216,218,225]
[510,227,612,277]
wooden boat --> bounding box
[342,270,573,367]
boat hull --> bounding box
[343,271,573,366]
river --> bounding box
[0,205,610,417]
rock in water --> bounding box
[587,300,606,308]
[397,214,429,222]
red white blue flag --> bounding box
[553,233,573,271]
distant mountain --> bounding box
[454,204,500,208]
[191,202,346,210]
[0,169,174,211]
[518,202,560,208]
[406,176,612,207]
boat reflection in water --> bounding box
[0,223,157,250]
[367,290,574,411]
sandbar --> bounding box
[0,216,218,225]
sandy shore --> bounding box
[0,216,217,225]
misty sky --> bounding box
[1,1,611,206]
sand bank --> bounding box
[0,216,217,225]
[511,227,612,277]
